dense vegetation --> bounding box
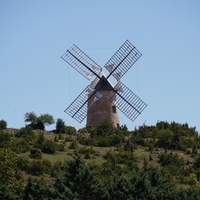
[1,114,200,199]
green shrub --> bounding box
[69,140,78,149]
[77,136,94,146]
[55,118,66,133]
[0,130,11,148]
[17,157,30,171]
[42,139,55,154]
[65,126,76,135]
[78,127,88,133]
[29,148,42,159]
[11,138,30,153]
[55,143,65,151]
[15,126,35,141]
[64,135,73,142]
[54,136,59,142]
[0,120,7,130]
[28,160,52,175]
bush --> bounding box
[17,157,30,171]
[29,148,42,159]
[55,143,65,151]
[65,126,76,135]
[69,140,78,149]
[42,139,55,154]
[0,130,11,148]
[0,120,7,130]
[77,136,94,146]
[15,126,35,141]
[28,160,52,175]
[78,127,88,133]
[11,138,30,153]
[55,118,65,133]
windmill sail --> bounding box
[61,44,102,80]
[105,40,142,81]
[107,81,147,122]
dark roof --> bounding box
[94,75,114,91]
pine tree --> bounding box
[53,150,109,199]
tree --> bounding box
[0,119,7,129]
[41,139,55,154]
[96,119,115,136]
[29,148,42,159]
[53,151,109,200]
[23,177,49,200]
[157,129,174,149]
[55,118,65,133]
[25,112,37,124]
[37,113,55,127]
[0,148,24,196]
[65,126,76,135]
[15,126,35,141]
[24,112,55,130]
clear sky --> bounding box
[1,1,200,132]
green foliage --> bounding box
[0,130,11,148]
[55,118,66,133]
[41,139,55,154]
[0,148,18,184]
[24,112,55,130]
[37,113,55,126]
[17,157,30,171]
[68,140,78,149]
[11,138,30,153]
[29,148,42,159]
[133,121,200,151]
[33,120,45,130]
[1,120,200,199]
[0,184,20,200]
[105,150,138,170]
[79,146,95,159]
[55,143,65,151]
[78,127,88,133]
[15,126,35,141]
[158,152,185,177]
[65,125,76,134]
[159,152,184,167]
[0,119,7,129]
[95,119,115,137]
[0,148,24,196]
[28,160,52,175]
[25,112,37,124]
[194,155,200,169]
[23,177,48,200]
[52,151,109,199]
[34,132,45,149]
[157,129,174,149]
[77,135,94,146]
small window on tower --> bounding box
[112,105,116,113]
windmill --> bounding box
[61,40,147,127]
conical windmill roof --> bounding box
[89,72,114,91]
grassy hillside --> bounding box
[1,120,200,199]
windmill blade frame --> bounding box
[61,44,102,80]
[105,40,142,81]
[107,81,147,122]
[64,85,96,123]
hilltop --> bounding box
[1,119,200,199]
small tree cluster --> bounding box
[24,112,55,130]
[0,119,7,130]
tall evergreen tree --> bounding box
[53,150,109,200]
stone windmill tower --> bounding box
[87,72,120,127]
[61,40,147,127]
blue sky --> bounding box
[1,1,200,132]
